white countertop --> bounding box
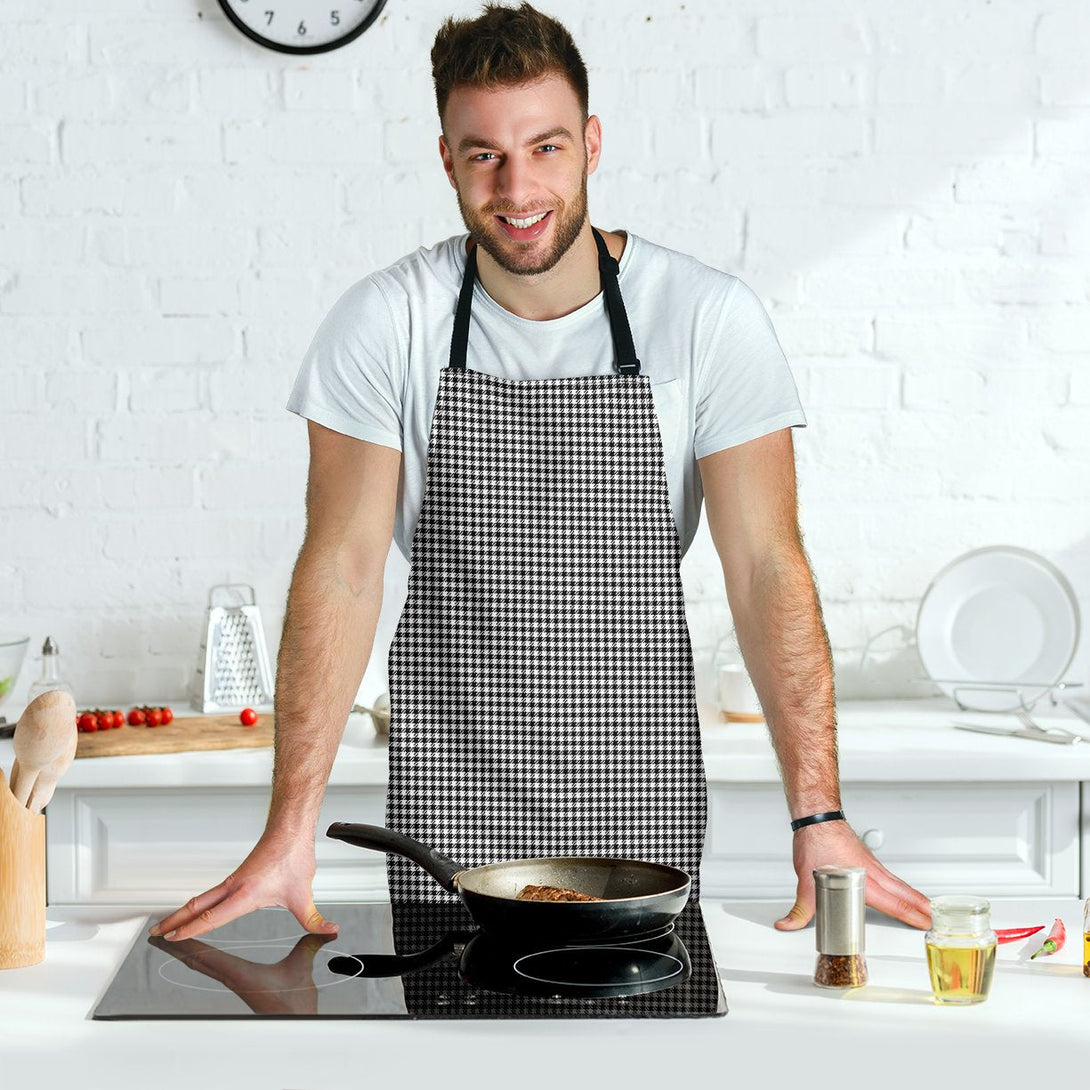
[3,897,1087,1090]
[8,697,1090,791]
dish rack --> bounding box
[857,623,1083,712]
[910,676,1083,713]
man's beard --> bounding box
[457,173,588,277]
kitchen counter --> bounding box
[3,897,1087,1089]
[6,696,1090,790]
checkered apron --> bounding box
[386,229,707,903]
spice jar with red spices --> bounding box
[813,865,868,989]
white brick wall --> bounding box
[2,1,1088,713]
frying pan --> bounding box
[326,823,691,944]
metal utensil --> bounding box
[952,721,1082,745]
[1014,708,1089,742]
[191,584,275,712]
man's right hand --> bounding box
[148,834,339,942]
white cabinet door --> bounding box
[703,781,1080,899]
[46,787,389,905]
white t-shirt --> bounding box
[287,231,806,560]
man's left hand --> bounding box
[775,819,932,931]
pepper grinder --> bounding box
[813,865,868,988]
[25,636,73,704]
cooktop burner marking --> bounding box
[156,946,363,994]
[512,946,685,988]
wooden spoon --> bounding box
[10,689,77,813]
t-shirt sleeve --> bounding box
[693,276,807,460]
[286,275,405,451]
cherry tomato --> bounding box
[100,710,117,729]
[127,707,146,726]
[77,712,97,732]
[114,709,125,728]
[146,708,164,727]
[160,706,174,725]
[239,707,258,727]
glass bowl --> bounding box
[0,635,30,703]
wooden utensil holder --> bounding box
[0,768,45,969]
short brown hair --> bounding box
[431,3,589,126]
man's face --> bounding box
[439,74,601,277]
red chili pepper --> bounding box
[1029,917,1066,959]
[995,925,1045,945]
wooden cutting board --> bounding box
[75,715,274,759]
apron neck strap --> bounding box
[592,227,641,376]
[448,229,642,376]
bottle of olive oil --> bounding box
[925,895,997,1004]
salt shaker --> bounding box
[813,865,868,988]
[25,636,73,704]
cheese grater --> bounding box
[191,584,275,712]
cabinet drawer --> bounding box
[46,786,390,905]
[702,781,1080,899]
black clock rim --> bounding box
[217,0,388,56]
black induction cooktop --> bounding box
[93,900,726,1019]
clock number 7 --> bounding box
[264,11,273,24]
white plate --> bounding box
[915,546,1080,711]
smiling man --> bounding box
[152,2,931,944]
[449,89,589,276]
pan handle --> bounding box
[326,822,463,892]
[327,932,473,980]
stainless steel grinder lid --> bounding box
[814,865,866,955]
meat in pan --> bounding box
[515,884,604,902]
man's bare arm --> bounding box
[268,422,400,839]
[700,429,838,821]
[151,423,400,941]
[700,429,930,930]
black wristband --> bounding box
[790,810,845,832]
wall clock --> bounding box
[217,0,388,55]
